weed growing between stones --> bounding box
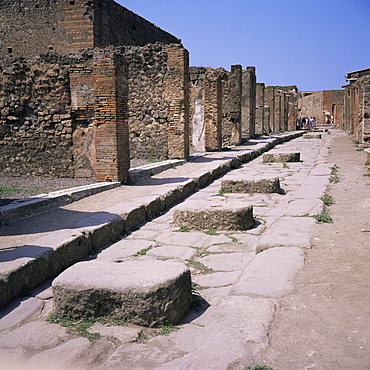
[48,315,127,342]
[136,247,152,255]
[191,282,209,309]
[356,148,364,151]
[329,165,340,183]
[313,212,333,223]
[227,235,239,242]
[0,185,18,197]
[173,225,190,232]
[283,163,289,169]
[320,194,334,206]
[136,331,148,343]
[244,366,274,370]
[186,260,216,274]
[204,227,219,236]
[213,189,231,197]
[153,322,180,336]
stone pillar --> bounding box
[163,46,190,160]
[363,84,370,146]
[274,89,282,132]
[241,66,256,138]
[204,69,222,151]
[264,85,275,133]
[221,65,242,147]
[93,49,130,182]
[255,83,265,135]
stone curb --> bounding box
[0,131,303,309]
[0,159,187,225]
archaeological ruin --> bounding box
[1,0,368,184]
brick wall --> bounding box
[163,45,190,159]
[93,49,129,182]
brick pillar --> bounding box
[204,69,222,151]
[255,83,265,135]
[241,67,256,138]
[163,46,190,160]
[93,49,130,182]
[363,83,370,146]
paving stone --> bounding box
[126,229,160,240]
[198,252,254,272]
[88,323,140,343]
[52,260,192,327]
[284,198,324,216]
[192,271,242,288]
[155,230,231,248]
[146,246,197,261]
[158,296,276,369]
[0,297,44,333]
[173,199,254,231]
[256,216,316,252]
[28,337,91,368]
[206,238,257,253]
[303,133,322,139]
[263,152,300,163]
[198,286,232,306]
[102,337,186,370]
[97,239,157,262]
[0,321,69,350]
[221,177,282,194]
[230,247,305,297]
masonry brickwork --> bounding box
[0,0,180,59]
[344,68,370,146]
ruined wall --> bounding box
[298,92,323,125]
[255,83,265,135]
[122,43,189,160]
[322,90,344,128]
[0,0,180,59]
[241,67,256,138]
[221,65,242,147]
[0,55,77,177]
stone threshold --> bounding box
[0,132,302,310]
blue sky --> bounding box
[116,0,370,92]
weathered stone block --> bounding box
[173,199,254,231]
[221,178,282,194]
[303,133,322,139]
[263,152,300,163]
[52,260,192,327]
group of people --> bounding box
[296,117,316,131]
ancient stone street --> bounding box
[1,129,368,369]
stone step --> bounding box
[221,177,282,194]
[52,259,192,327]
[173,199,254,231]
[263,152,300,163]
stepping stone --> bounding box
[173,199,254,231]
[263,152,300,163]
[52,260,192,327]
[221,177,282,194]
[303,133,322,139]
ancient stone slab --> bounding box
[173,199,254,231]
[230,247,305,297]
[28,337,91,368]
[303,133,322,139]
[88,323,140,343]
[256,216,315,252]
[192,271,242,288]
[221,177,282,194]
[0,321,69,350]
[146,246,197,261]
[52,260,192,327]
[198,253,254,272]
[0,298,44,333]
[263,152,300,162]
